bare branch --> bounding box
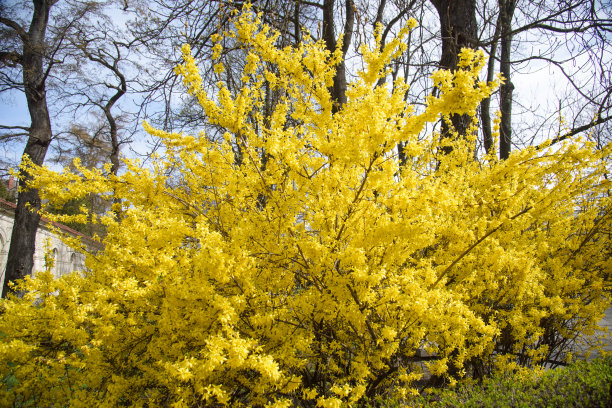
[0,124,30,131]
[0,16,27,41]
[538,114,612,149]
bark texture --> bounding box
[499,0,516,160]
[2,0,54,298]
[322,0,355,112]
[430,0,478,152]
[481,14,501,156]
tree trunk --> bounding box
[499,0,516,160]
[322,0,355,112]
[430,0,478,152]
[104,96,123,219]
[2,0,53,298]
[481,14,502,156]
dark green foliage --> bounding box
[0,179,16,202]
[46,196,89,233]
[46,195,108,237]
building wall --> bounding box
[0,206,86,292]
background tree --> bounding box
[496,0,515,160]
[0,0,56,297]
[47,121,115,236]
[429,0,478,146]
[0,0,97,297]
[476,0,612,158]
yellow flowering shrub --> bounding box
[1,8,610,407]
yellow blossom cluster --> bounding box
[0,7,610,407]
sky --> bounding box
[0,90,29,166]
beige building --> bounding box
[0,198,94,290]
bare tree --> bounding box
[0,0,94,297]
[56,14,133,178]
[478,0,612,158]
[480,2,501,155]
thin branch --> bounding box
[537,114,612,149]
[0,16,27,41]
[432,205,533,288]
[297,0,324,9]
[0,124,30,131]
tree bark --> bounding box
[429,0,478,153]
[102,61,125,219]
[499,0,516,160]
[2,0,54,298]
[322,0,355,112]
[481,14,502,156]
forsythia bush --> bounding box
[1,9,611,408]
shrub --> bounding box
[1,6,610,407]
[402,357,612,408]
